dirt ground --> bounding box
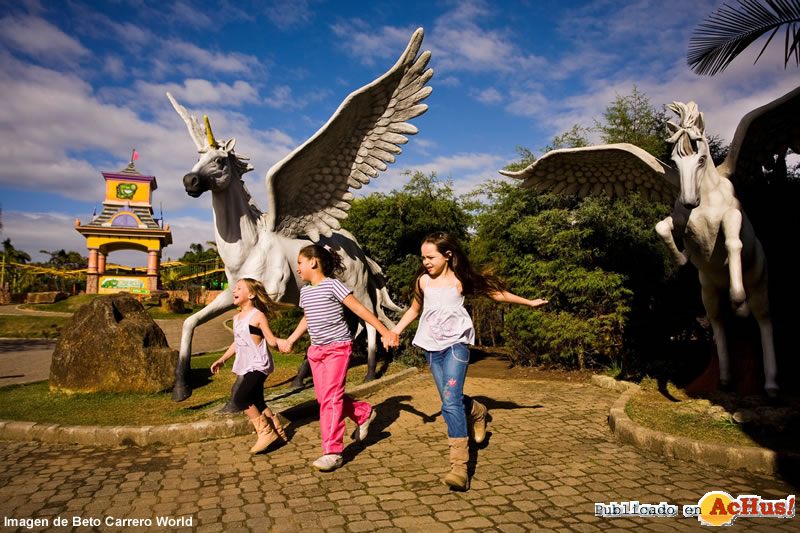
[466,346,594,382]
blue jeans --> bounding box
[426,343,473,438]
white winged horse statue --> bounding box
[500,86,800,399]
[167,28,433,402]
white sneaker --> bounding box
[351,408,377,442]
[312,454,343,471]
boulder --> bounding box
[160,296,185,314]
[49,293,178,393]
[26,291,69,304]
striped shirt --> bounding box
[299,277,353,346]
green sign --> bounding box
[130,288,150,294]
[116,182,138,199]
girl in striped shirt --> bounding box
[282,244,399,471]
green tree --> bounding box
[2,239,34,292]
[594,86,670,160]
[688,0,800,75]
[3,238,31,264]
[341,171,471,302]
[39,249,86,270]
[541,124,590,153]
[179,242,221,263]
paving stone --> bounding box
[0,374,795,532]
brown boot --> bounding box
[249,413,279,454]
[469,400,488,444]
[443,437,469,491]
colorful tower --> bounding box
[76,158,172,294]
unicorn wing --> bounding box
[718,86,800,183]
[499,143,679,203]
[265,28,432,241]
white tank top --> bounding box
[412,278,475,351]
[231,309,274,376]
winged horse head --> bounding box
[667,101,710,209]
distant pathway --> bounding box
[0,306,236,386]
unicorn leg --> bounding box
[173,288,235,401]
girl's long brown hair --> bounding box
[240,278,278,319]
[413,231,507,304]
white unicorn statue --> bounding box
[168,28,433,402]
[499,86,800,399]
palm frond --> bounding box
[688,0,800,75]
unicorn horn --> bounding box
[204,116,218,148]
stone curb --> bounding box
[0,367,418,447]
[12,305,72,316]
[593,374,800,475]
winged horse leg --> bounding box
[721,209,747,313]
[172,288,235,401]
[655,214,689,266]
[364,323,378,382]
[699,273,732,389]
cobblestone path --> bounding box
[0,373,796,532]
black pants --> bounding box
[231,371,267,412]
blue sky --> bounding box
[0,0,797,266]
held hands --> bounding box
[276,338,293,354]
[381,331,400,350]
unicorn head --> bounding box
[182,115,254,198]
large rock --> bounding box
[26,291,68,304]
[49,293,178,393]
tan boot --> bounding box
[270,413,289,442]
[443,437,469,491]
[469,400,488,444]
[249,413,279,454]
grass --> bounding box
[0,315,69,338]
[0,350,407,426]
[19,294,102,313]
[142,300,205,320]
[624,378,799,450]
[5,295,205,338]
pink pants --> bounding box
[307,341,372,454]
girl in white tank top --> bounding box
[392,232,547,491]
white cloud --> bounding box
[137,79,262,107]
[263,85,330,110]
[0,210,218,266]
[474,87,503,105]
[329,20,418,66]
[0,51,298,217]
[437,76,461,88]
[161,40,264,75]
[363,152,508,196]
[427,0,547,75]
[265,0,312,29]
[1,211,89,263]
[505,90,548,118]
[0,15,88,63]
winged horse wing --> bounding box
[717,86,800,184]
[265,28,433,241]
[499,143,679,203]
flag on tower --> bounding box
[131,149,139,163]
